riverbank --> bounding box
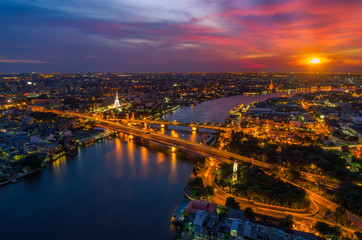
[0,168,41,187]
[0,130,114,188]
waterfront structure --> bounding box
[188,208,318,240]
[113,91,121,108]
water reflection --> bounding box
[169,152,177,184]
[165,92,285,123]
[170,130,179,138]
[126,139,136,176]
[52,155,67,181]
[1,94,288,240]
[156,152,165,163]
[113,137,124,178]
[190,129,197,143]
[139,146,149,178]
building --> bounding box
[182,203,318,240]
[269,80,274,91]
[184,200,217,216]
[113,91,121,108]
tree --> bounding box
[342,145,350,153]
[225,197,240,210]
[314,222,330,237]
[22,154,43,169]
[198,156,206,167]
[192,167,200,176]
[0,149,8,160]
[204,186,214,196]
[314,222,341,239]
[355,231,362,240]
[286,168,301,181]
[244,207,255,221]
[279,215,294,229]
[219,163,233,177]
[329,226,341,239]
[334,207,348,226]
[336,183,362,216]
[189,177,203,187]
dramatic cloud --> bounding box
[0,57,47,63]
[0,0,361,72]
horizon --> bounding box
[1,0,361,72]
[1,71,361,75]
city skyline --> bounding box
[1,0,361,73]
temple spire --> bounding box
[113,91,120,108]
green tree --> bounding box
[286,168,301,181]
[244,207,255,221]
[355,231,362,240]
[189,177,203,187]
[204,186,214,196]
[334,207,348,226]
[314,222,330,237]
[22,154,43,169]
[329,226,341,239]
[342,145,350,153]
[314,222,341,239]
[0,149,8,160]
[279,215,294,229]
[198,156,206,167]
[225,197,240,210]
[192,167,200,176]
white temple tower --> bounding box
[113,91,120,108]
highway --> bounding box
[127,119,230,131]
[50,110,362,231]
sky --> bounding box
[0,0,361,72]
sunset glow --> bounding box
[310,58,321,64]
[0,0,361,72]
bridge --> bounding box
[124,119,230,132]
[49,110,362,230]
[50,110,340,188]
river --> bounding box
[0,93,284,240]
[165,92,285,123]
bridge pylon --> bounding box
[191,126,198,132]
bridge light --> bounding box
[129,135,134,140]
[161,124,165,128]
[171,147,176,153]
[192,127,197,131]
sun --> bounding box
[310,58,321,64]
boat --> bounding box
[171,200,190,224]
[10,179,18,183]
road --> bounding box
[128,119,229,131]
[201,158,318,215]
[50,110,362,231]
[200,158,360,236]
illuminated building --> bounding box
[232,160,238,183]
[113,91,121,108]
[268,80,274,91]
